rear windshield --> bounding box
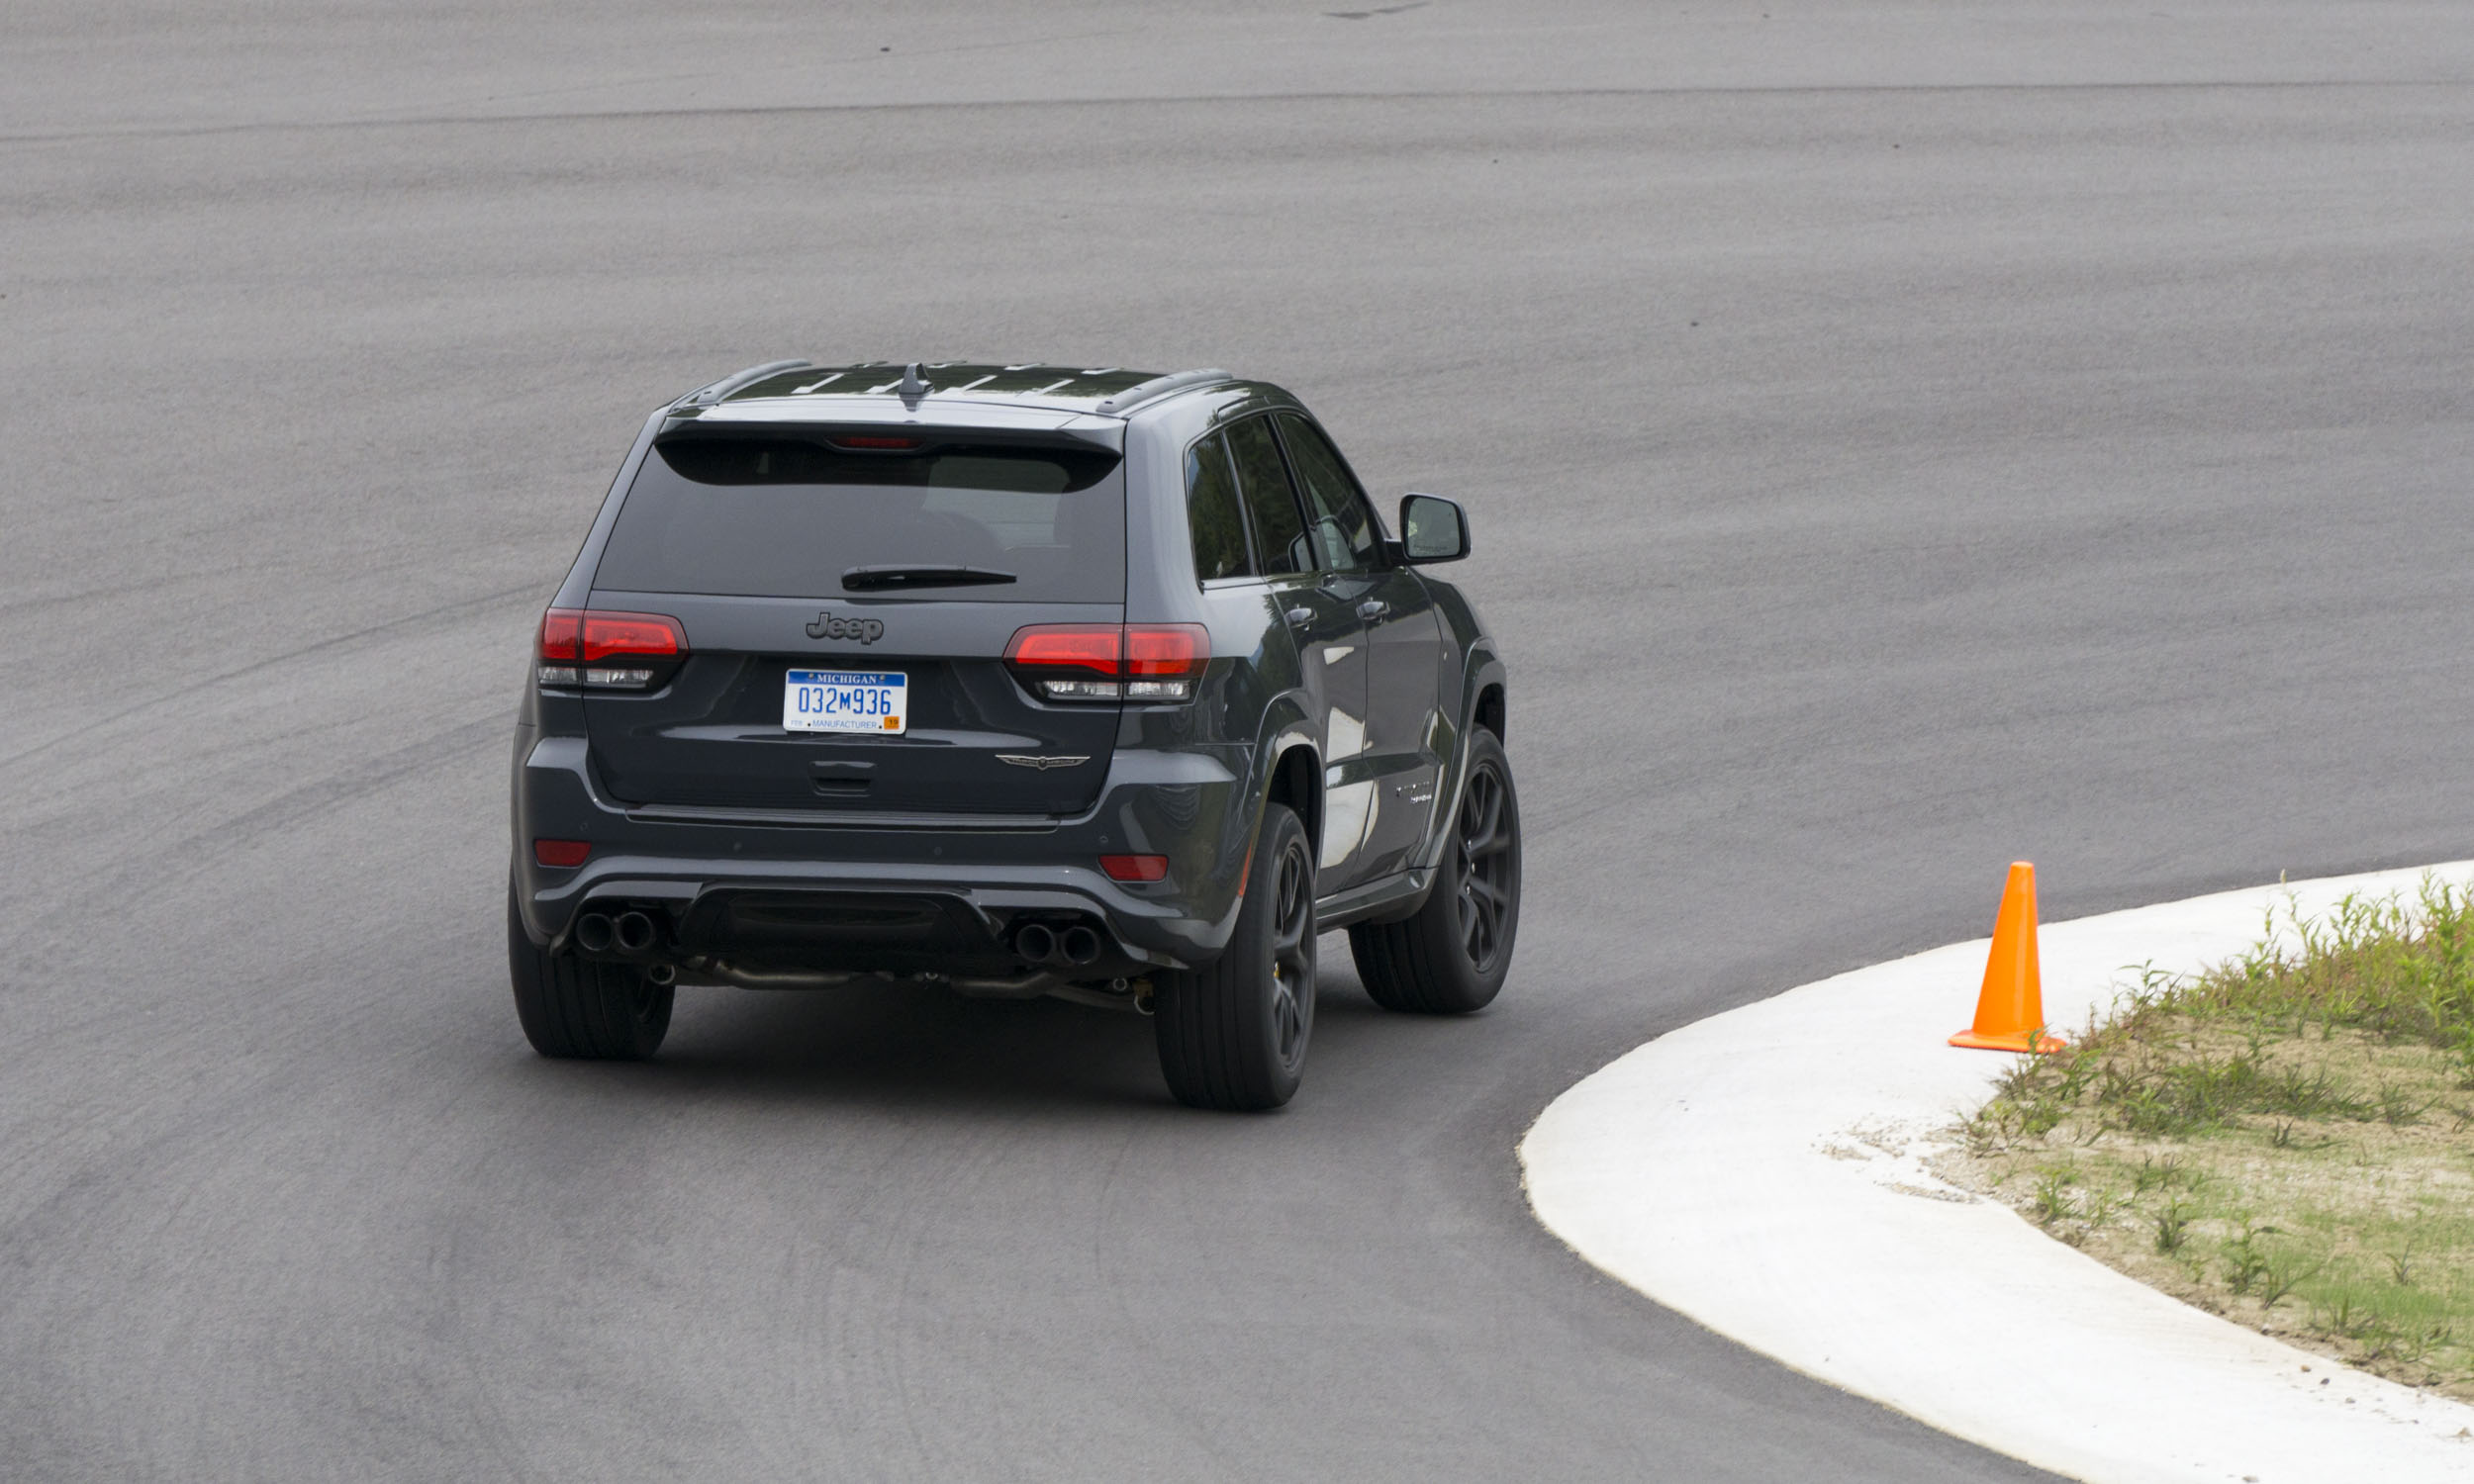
[594,435,1125,601]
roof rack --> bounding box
[1090,368,1235,417]
[674,358,813,409]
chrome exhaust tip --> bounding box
[574,913,616,953]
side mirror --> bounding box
[1398,493,1470,564]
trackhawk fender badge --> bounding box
[806,614,885,643]
[996,754,1089,770]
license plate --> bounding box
[784,670,906,734]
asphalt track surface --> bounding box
[6,4,2472,1479]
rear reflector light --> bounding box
[537,608,686,689]
[533,839,592,868]
[1004,623,1209,702]
[1100,854,1170,882]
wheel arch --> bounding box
[1263,738,1323,857]
[1407,643,1509,877]
[1474,680,1506,742]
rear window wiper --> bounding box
[840,564,1018,592]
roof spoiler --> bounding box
[1091,368,1235,417]
[674,359,813,410]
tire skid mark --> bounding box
[0,581,539,777]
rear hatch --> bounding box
[582,427,1125,817]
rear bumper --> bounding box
[511,729,1252,973]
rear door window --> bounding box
[1225,417,1314,577]
[1186,431,1252,582]
[595,435,1125,601]
[1277,414,1380,573]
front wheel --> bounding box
[508,880,673,1060]
[1349,726,1521,1015]
[1154,803,1316,1110]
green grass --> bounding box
[1944,878,2474,1398]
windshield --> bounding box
[594,434,1126,601]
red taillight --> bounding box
[1126,625,1206,678]
[536,607,685,690]
[533,838,592,868]
[1100,854,1169,882]
[1003,623,1209,702]
[580,611,684,661]
[1005,624,1121,675]
[539,607,584,661]
[829,435,924,450]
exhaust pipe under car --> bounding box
[574,913,616,953]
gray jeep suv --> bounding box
[509,361,1517,1110]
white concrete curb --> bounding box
[1521,865,2474,1484]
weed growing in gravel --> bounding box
[1942,878,2474,1398]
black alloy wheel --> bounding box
[1155,802,1317,1110]
[1348,726,1521,1014]
[1265,831,1315,1067]
[1454,754,1516,974]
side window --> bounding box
[1226,417,1314,577]
[1277,414,1380,572]
[1185,431,1252,582]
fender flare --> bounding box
[1248,691,1325,859]
[1408,642,1508,878]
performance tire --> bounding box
[1349,726,1520,1015]
[507,880,673,1060]
[1154,803,1316,1111]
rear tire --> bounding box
[1349,727,1521,1015]
[1155,804,1316,1111]
[508,880,673,1060]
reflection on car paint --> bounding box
[1325,706,1366,760]
[1322,780,1377,871]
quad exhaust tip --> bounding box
[1012,922,1058,965]
[589,911,1101,971]
[1012,921,1104,968]
[615,911,657,954]
[1059,925,1101,967]
[575,910,659,955]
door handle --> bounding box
[1285,606,1315,629]
[1356,600,1389,621]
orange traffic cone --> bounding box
[1950,862,2066,1053]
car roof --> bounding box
[678,361,1241,424]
